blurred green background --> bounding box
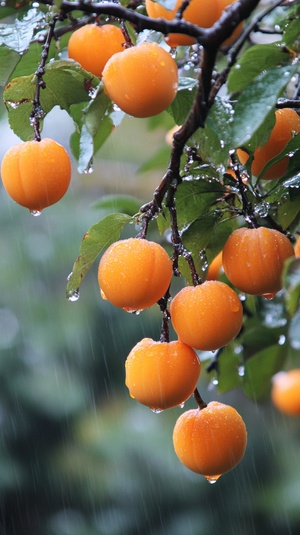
[0,106,300,535]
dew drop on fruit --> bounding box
[67,289,80,302]
[30,209,42,217]
[205,474,221,484]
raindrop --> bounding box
[220,139,225,149]
[239,293,247,302]
[169,47,177,59]
[208,376,219,391]
[83,160,94,174]
[262,292,276,300]
[150,408,163,414]
[30,209,42,217]
[125,309,142,315]
[238,365,245,377]
[278,334,286,346]
[88,87,97,99]
[205,474,221,484]
[254,202,270,218]
[67,289,80,302]
[178,402,185,409]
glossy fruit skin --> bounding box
[271,370,300,416]
[145,0,218,47]
[173,402,247,477]
[1,138,71,212]
[222,227,295,296]
[216,0,244,46]
[206,251,223,281]
[125,338,201,410]
[102,42,178,118]
[170,280,243,351]
[295,236,300,257]
[68,24,125,77]
[237,109,300,180]
[98,238,173,311]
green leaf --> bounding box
[231,65,297,152]
[92,194,142,216]
[0,45,19,87]
[0,7,46,53]
[66,213,132,298]
[283,258,300,317]
[282,17,300,51]
[195,98,235,167]
[4,60,98,140]
[227,44,294,93]
[175,179,226,229]
[167,77,197,125]
[217,344,244,394]
[243,344,286,400]
[288,309,300,350]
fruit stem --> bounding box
[230,152,258,229]
[158,291,171,343]
[194,388,207,410]
[30,13,61,141]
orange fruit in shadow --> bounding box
[68,24,125,77]
[222,226,295,296]
[271,370,300,416]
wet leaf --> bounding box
[243,344,287,400]
[66,213,132,297]
[283,257,300,317]
[167,77,197,125]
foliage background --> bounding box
[1,1,300,534]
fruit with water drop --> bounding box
[170,280,243,351]
[125,338,201,410]
[102,42,178,117]
[1,138,71,212]
[237,108,300,180]
[222,226,295,296]
[68,24,125,77]
[173,401,247,480]
[271,369,300,416]
[98,238,173,312]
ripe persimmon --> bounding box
[125,338,200,411]
[173,402,247,481]
[68,24,125,77]
[1,138,71,212]
[102,42,178,118]
[98,238,173,312]
[222,226,295,296]
[170,280,243,351]
[271,369,300,416]
[295,236,300,257]
[206,251,223,281]
[237,109,300,180]
[145,0,218,47]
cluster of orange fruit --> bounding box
[97,237,248,481]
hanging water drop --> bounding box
[205,474,221,484]
[150,407,163,414]
[30,209,42,217]
[178,402,185,409]
[67,289,80,302]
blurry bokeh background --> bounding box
[0,102,300,535]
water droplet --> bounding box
[67,289,80,302]
[125,308,142,315]
[178,402,185,409]
[238,365,245,377]
[30,209,42,217]
[83,160,93,174]
[150,407,163,414]
[254,202,270,218]
[205,474,221,484]
[278,334,286,346]
[262,292,276,300]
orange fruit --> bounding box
[146,0,218,47]
[1,138,71,212]
[295,236,300,257]
[173,402,247,481]
[125,338,200,411]
[68,24,125,77]
[222,226,295,296]
[170,280,243,351]
[237,109,300,180]
[216,0,244,47]
[102,42,178,118]
[271,369,300,416]
[98,238,173,311]
[206,251,223,280]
